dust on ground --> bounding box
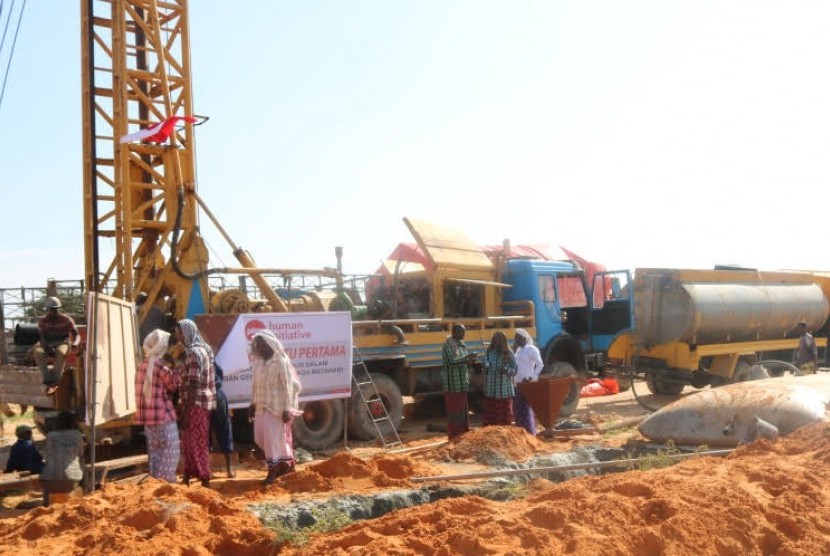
[5,383,821,555]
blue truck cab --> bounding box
[501,259,633,371]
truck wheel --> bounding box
[293,399,345,451]
[347,373,403,441]
[231,407,254,444]
[645,375,685,396]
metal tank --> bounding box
[633,269,830,346]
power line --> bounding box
[0,0,26,117]
[0,0,13,57]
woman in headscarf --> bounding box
[176,319,216,486]
[512,328,544,435]
[248,330,302,485]
[482,332,517,426]
[134,329,180,482]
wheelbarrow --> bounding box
[517,375,578,429]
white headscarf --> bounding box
[515,328,534,345]
[251,330,303,414]
[142,329,170,402]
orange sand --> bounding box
[2,423,830,555]
[284,422,830,555]
[0,480,275,556]
[431,425,548,463]
[276,452,444,493]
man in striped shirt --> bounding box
[441,324,476,439]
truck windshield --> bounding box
[557,275,587,308]
[592,271,630,309]
[536,274,588,322]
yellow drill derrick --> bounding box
[80,0,328,322]
[82,0,205,320]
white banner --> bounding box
[215,312,353,408]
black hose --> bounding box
[629,365,661,413]
[170,185,208,281]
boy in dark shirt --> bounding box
[4,424,44,474]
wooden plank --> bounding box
[0,367,43,384]
[0,384,52,395]
[0,392,53,407]
[0,476,38,492]
[0,366,52,407]
[87,454,148,472]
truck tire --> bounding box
[293,399,345,451]
[544,335,586,371]
[645,374,685,396]
[347,373,403,441]
[541,361,581,418]
[614,374,632,393]
[231,407,254,445]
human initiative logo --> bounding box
[243,319,266,341]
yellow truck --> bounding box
[598,267,830,396]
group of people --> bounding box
[10,307,304,504]
[135,319,302,486]
[441,324,544,440]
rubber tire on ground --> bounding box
[645,374,685,396]
[347,373,403,441]
[608,373,632,392]
[541,362,581,418]
[293,399,345,451]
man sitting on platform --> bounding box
[33,297,79,395]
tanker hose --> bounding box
[628,362,661,413]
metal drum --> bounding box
[14,322,40,346]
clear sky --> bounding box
[1,1,828,288]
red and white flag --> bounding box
[119,115,198,144]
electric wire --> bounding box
[0,0,25,116]
[0,0,11,56]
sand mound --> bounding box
[6,422,830,555]
[277,452,442,493]
[283,422,830,555]
[431,425,546,463]
[0,479,275,556]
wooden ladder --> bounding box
[351,347,402,448]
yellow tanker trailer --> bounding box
[603,268,830,395]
